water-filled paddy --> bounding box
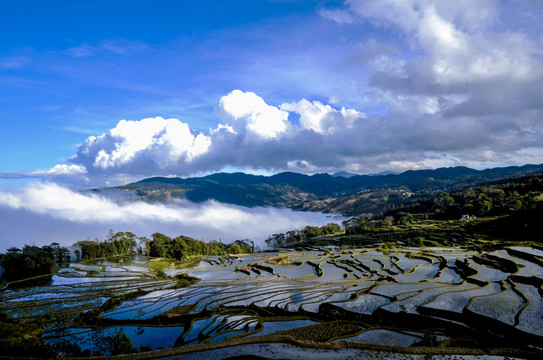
[334,328,422,347]
[45,325,185,351]
[2,247,543,357]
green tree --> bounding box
[0,245,55,283]
[149,233,171,257]
[381,216,394,228]
[50,243,71,264]
[108,232,137,255]
[395,212,414,225]
[226,242,242,254]
[303,226,322,239]
[321,223,341,235]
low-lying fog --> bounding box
[0,182,342,251]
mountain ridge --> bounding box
[96,163,543,216]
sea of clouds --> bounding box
[0,182,340,251]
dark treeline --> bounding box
[0,243,70,283]
[76,231,139,260]
[374,174,543,220]
[429,174,543,219]
[148,233,253,260]
[1,231,253,284]
[265,222,341,248]
[75,231,253,261]
[342,175,543,237]
[267,174,543,246]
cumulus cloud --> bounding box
[215,90,290,138]
[3,1,543,185]
[56,91,373,184]
[6,86,543,187]
[0,182,338,251]
[317,0,543,171]
[337,0,543,103]
[281,99,363,134]
[69,116,211,182]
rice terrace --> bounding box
[2,217,543,359]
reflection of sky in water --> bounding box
[5,247,543,351]
[248,319,318,337]
[184,316,220,344]
[51,275,140,285]
[333,329,421,347]
[45,325,185,351]
[467,259,510,282]
[510,247,543,258]
[186,314,258,344]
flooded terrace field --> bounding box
[1,247,542,358]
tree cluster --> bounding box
[341,212,414,236]
[372,174,543,221]
[430,175,543,219]
[148,233,252,260]
[265,222,341,247]
[76,231,138,260]
[0,243,69,283]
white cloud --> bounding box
[0,182,338,251]
[64,44,96,58]
[59,91,374,184]
[341,0,543,89]
[318,8,355,25]
[315,0,543,170]
[215,90,290,138]
[38,164,87,176]
[0,56,31,69]
[72,116,211,175]
[281,99,365,134]
[4,78,543,187]
[63,40,149,58]
[0,164,89,185]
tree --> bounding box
[226,242,241,254]
[381,216,394,228]
[138,237,150,256]
[149,233,171,257]
[395,212,414,225]
[108,232,137,255]
[343,216,371,235]
[285,230,302,245]
[107,328,136,355]
[321,223,341,235]
[303,226,322,239]
[0,245,55,283]
[50,243,71,264]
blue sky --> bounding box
[1,0,350,172]
[1,0,543,249]
[1,0,543,188]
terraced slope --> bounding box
[1,248,542,358]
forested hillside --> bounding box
[266,174,543,248]
[93,164,543,216]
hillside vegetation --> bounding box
[93,164,543,216]
[266,174,543,249]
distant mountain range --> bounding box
[94,164,543,216]
[331,171,358,178]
